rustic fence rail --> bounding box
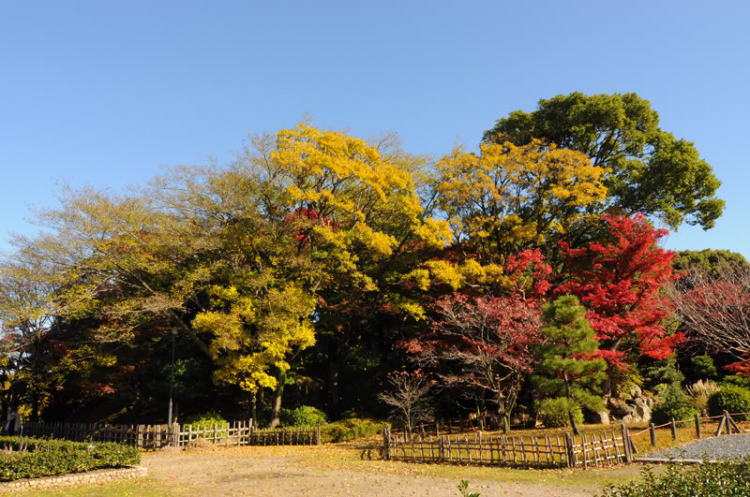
[383,423,633,468]
[19,421,321,450]
[630,410,747,456]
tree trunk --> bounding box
[328,340,341,419]
[569,408,580,436]
[501,412,511,434]
[251,391,258,427]
[269,370,286,428]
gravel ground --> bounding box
[649,434,750,461]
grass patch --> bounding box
[28,478,185,496]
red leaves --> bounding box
[505,249,552,297]
[556,214,679,366]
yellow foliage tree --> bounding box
[435,138,607,262]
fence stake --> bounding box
[316,423,321,445]
[620,423,632,463]
[649,423,656,447]
[565,432,575,468]
[694,414,701,439]
[715,415,726,437]
[383,425,390,460]
[172,422,180,447]
[725,411,732,434]
[670,418,677,441]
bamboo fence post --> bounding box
[724,411,731,435]
[628,428,637,455]
[715,415,726,436]
[478,431,483,463]
[727,413,741,433]
[620,423,631,463]
[581,434,588,469]
[649,423,656,447]
[670,418,677,441]
[612,429,621,463]
[383,426,390,460]
[694,414,702,439]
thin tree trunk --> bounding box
[328,339,341,419]
[269,370,286,428]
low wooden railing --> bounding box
[20,421,321,450]
[383,423,634,468]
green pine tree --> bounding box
[534,295,607,435]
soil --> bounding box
[141,445,623,496]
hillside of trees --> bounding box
[2,92,747,433]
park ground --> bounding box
[29,443,647,497]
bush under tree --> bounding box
[537,398,583,428]
[708,384,750,421]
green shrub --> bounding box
[320,416,384,443]
[651,384,698,426]
[537,398,583,428]
[598,457,750,496]
[690,355,718,381]
[280,406,327,427]
[0,437,140,482]
[708,384,750,421]
[721,375,750,389]
[184,411,227,429]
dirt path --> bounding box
[140,445,631,496]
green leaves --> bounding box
[485,92,724,230]
[533,295,607,416]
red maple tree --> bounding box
[407,292,542,432]
[555,214,680,368]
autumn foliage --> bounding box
[0,111,710,428]
[555,215,679,367]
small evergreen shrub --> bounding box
[708,384,750,421]
[280,406,328,427]
[690,355,718,381]
[0,437,140,482]
[537,398,583,428]
[651,384,698,426]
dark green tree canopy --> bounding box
[484,92,724,230]
[673,249,748,276]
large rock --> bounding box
[605,394,652,423]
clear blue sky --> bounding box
[1,0,748,256]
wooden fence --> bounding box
[383,424,634,468]
[20,421,321,450]
[630,410,748,456]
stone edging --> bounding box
[0,465,148,493]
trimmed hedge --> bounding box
[0,437,140,482]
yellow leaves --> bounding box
[197,283,316,393]
[345,223,397,258]
[406,259,507,292]
[435,137,607,256]
[414,218,452,248]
